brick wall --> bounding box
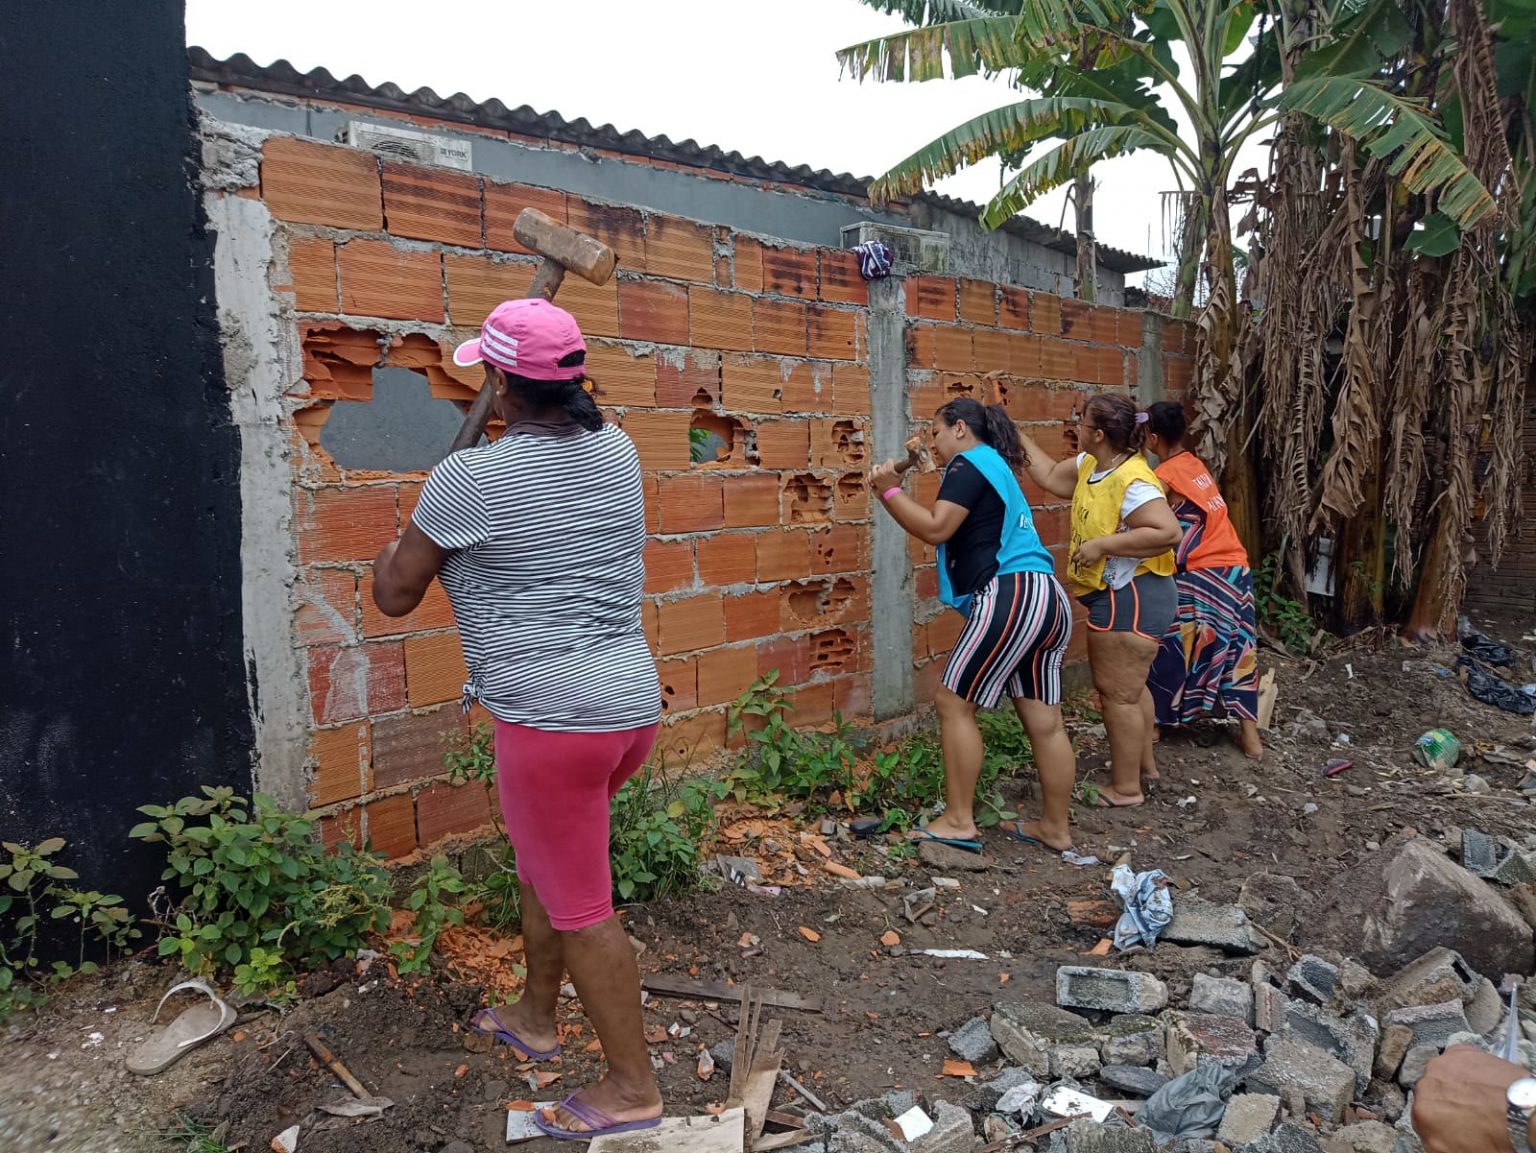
[219,124,1189,858]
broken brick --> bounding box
[309,721,371,807]
[364,793,418,859]
[286,236,339,312]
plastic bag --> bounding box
[1460,632,1514,667]
[1138,1063,1234,1140]
[1109,864,1173,950]
[1456,656,1536,715]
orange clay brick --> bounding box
[657,593,726,655]
[818,250,867,305]
[689,287,754,351]
[724,589,781,641]
[337,240,444,322]
[807,305,858,361]
[1039,336,1075,380]
[958,279,997,326]
[403,631,468,709]
[907,324,937,370]
[754,298,808,357]
[723,472,782,528]
[832,363,870,415]
[444,253,534,326]
[696,644,761,707]
[753,419,811,469]
[618,279,689,345]
[905,276,956,321]
[732,236,765,293]
[364,793,417,858]
[973,328,1011,374]
[779,362,827,413]
[585,341,656,407]
[295,485,397,564]
[1000,286,1030,330]
[761,246,818,299]
[261,137,382,230]
[287,237,338,312]
[721,355,782,414]
[645,538,695,594]
[1008,332,1042,376]
[756,529,812,582]
[623,410,692,471]
[359,571,455,638]
[932,325,974,372]
[833,472,869,521]
[567,198,646,272]
[646,214,715,282]
[657,709,728,767]
[416,782,492,846]
[381,161,482,247]
[656,348,721,408]
[294,568,358,647]
[550,273,620,338]
[811,524,863,575]
[1032,291,1063,335]
[696,532,758,586]
[484,182,569,253]
[658,654,699,716]
[787,681,837,727]
[309,721,371,807]
[656,474,725,533]
[835,674,873,720]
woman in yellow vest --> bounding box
[1019,394,1181,807]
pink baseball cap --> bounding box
[452,298,586,381]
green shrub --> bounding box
[725,673,857,808]
[0,838,138,1021]
[390,854,467,974]
[132,788,392,994]
[1256,553,1317,654]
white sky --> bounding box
[185,0,1235,284]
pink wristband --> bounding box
[881,486,903,502]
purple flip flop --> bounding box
[534,1093,663,1142]
[467,1008,560,1061]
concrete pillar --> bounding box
[866,275,914,720]
[1138,311,1166,405]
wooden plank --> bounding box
[741,1065,781,1142]
[642,975,823,1013]
[588,1107,745,1153]
[753,1129,814,1151]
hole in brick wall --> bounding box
[692,387,714,408]
[689,411,744,465]
[809,628,855,673]
[830,421,867,467]
[835,474,865,510]
[782,473,833,524]
[813,531,854,572]
[320,367,466,473]
[785,577,857,627]
[301,323,387,401]
[944,377,978,399]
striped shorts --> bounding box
[942,571,1073,708]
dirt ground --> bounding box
[4,618,1534,1153]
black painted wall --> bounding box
[0,3,254,907]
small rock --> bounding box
[1191,972,1254,1023]
[1373,1024,1413,1081]
[1096,1064,1169,1097]
[1460,829,1503,877]
[983,1115,1012,1144]
[911,1100,974,1153]
[1329,1122,1398,1153]
[1217,1093,1280,1145]
[1366,1080,1407,1123]
[1462,774,1492,795]
[972,1066,1036,1112]
[1056,966,1169,1014]
[1065,1118,1158,1153]
[709,1039,735,1073]
[917,841,990,872]
[1396,1044,1438,1088]
[948,1016,999,1065]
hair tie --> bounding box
[1134,411,1150,425]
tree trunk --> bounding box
[1170,197,1203,320]
[1074,172,1097,304]
[1404,505,1460,640]
[1333,468,1387,630]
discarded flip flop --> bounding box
[1003,823,1073,855]
[534,1093,663,1141]
[126,978,237,1076]
[908,828,984,854]
[849,815,885,839]
[468,1007,561,1061]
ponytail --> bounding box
[505,350,605,432]
[1083,393,1145,453]
[937,396,1029,469]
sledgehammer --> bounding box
[448,208,618,452]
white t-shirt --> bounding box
[1075,453,1164,590]
[412,423,661,732]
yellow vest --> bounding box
[1066,454,1176,596]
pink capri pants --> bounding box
[494,719,660,931]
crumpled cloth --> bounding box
[852,240,893,280]
[1138,1063,1234,1139]
[1110,863,1173,950]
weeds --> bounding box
[726,673,857,808]
[152,1115,230,1153]
[1256,554,1318,654]
[0,838,138,1022]
[391,855,467,974]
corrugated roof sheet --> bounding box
[187,47,1161,274]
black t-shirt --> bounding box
[937,454,1005,596]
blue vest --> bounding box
[936,444,1056,617]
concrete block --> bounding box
[974,1066,1035,1112]
[829,1112,904,1153]
[1288,955,1341,1005]
[1491,850,1536,886]
[1269,1123,1326,1153]
[1192,972,1255,1022]
[949,1016,999,1065]
[1330,1122,1399,1153]
[1049,1044,1101,1079]
[992,1002,1094,1076]
[1372,948,1478,1016]
[1254,960,1291,1034]
[1099,1015,1162,1066]
[1164,898,1262,953]
[1240,871,1305,939]
[1164,1010,1259,1076]
[911,1100,974,1153]
[1097,1065,1169,1097]
[1373,1024,1413,1080]
[1397,1044,1438,1088]
[1217,1094,1280,1145]
[1283,1001,1379,1092]
[1056,966,1169,1014]
[1245,1037,1356,1124]
[1460,829,1502,876]
[1383,999,1469,1049]
[1065,1118,1158,1153]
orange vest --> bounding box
[1155,452,1249,571]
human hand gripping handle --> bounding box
[1413,1047,1534,1153]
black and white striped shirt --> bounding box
[411,422,661,732]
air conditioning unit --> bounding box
[344,121,473,171]
[840,221,950,273]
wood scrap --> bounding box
[304,1034,369,1099]
[777,1068,827,1112]
[724,986,788,1147]
[588,1106,746,1152]
[1257,668,1278,730]
[641,975,822,1013]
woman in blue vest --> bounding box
[871,398,1079,853]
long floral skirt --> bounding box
[1149,565,1259,725]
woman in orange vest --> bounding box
[1019,394,1182,807]
[1143,402,1263,758]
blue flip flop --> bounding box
[467,1007,561,1061]
[908,827,984,854]
[1005,823,1073,854]
[534,1093,663,1141]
